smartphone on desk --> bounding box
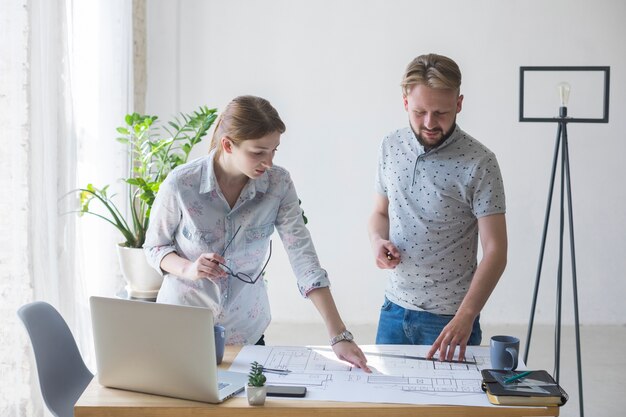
[266,385,307,397]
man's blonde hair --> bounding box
[401,53,462,95]
[209,95,286,155]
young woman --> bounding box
[144,95,369,371]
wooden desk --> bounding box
[75,346,559,417]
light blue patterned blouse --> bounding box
[144,151,330,345]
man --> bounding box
[369,53,507,362]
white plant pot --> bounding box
[116,244,163,299]
[246,385,267,405]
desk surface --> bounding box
[75,346,559,417]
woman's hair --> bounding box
[209,95,286,155]
[400,53,462,95]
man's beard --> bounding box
[411,118,457,150]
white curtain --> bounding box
[0,1,133,416]
[0,0,40,415]
[70,0,134,368]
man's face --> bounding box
[404,84,463,148]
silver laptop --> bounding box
[90,296,247,403]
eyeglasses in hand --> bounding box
[218,225,272,285]
[219,240,272,284]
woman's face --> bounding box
[227,132,281,179]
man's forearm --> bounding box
[368,211,390,244]
[456,248,507,319]
[457,213,508,319]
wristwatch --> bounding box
[330,329,354,346]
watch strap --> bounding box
[329,330,354,346]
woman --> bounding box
[145,95,369,371]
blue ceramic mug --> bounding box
[214,324,226,364]
[490,335,519,370]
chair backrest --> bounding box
[17,301,93,417]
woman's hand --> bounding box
[332,341,371,373]
[181,253,228,281]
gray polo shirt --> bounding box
[375,125,505,315]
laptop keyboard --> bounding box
[218,382,229,390]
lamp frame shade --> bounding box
[519,66,610,123]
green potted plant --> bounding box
[246,361,267,405]
[75,106,217,298]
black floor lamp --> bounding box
[519,66,610,417]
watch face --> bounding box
[331,330,354,345]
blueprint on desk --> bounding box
[229,344,503,406]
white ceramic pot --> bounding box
[246,385,267,405]
[116,244,163,299]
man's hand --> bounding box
[368,194,401,269]
[426,313,475,362]
[372,238,401,269]
[332,341,371,373]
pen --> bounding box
[262,367,291,375]
[503,370,532,384]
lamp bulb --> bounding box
[557,82,571,107]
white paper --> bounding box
[229,344,504,407]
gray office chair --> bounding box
[17,301,93,417]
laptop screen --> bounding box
[89,296,246,403]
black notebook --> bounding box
[481,369,568,406]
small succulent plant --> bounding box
[248,361,266,387]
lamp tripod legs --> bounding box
[563,125,584,417]
[523,121,584,417]
[524,124,562,364]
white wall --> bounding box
[146,0,626,325]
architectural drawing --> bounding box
[230,344,501,407]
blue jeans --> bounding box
[376,297,482,345]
